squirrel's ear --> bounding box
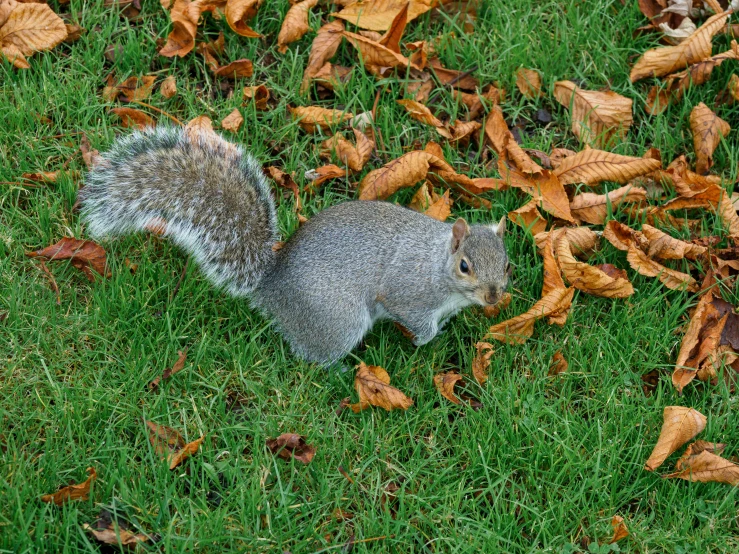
[493,215,506,238]
[451,218,470,253]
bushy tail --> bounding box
[79,126,278,296]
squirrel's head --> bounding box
[448,217,511,307]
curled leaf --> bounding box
[548,351,568,376]
[609,516,629,544]
[26,238,108,281]
[665,450,739,485]
[508,199,547,235]
[266,433,316,464]
[350,362,413,412]
[626,244,698,292]
[277,0,318,54]
[41,468,97,506]
[690,102,730,174]
[110,107,154,129]
[569,185,647,225]
[433,372,464,404]
[291,106,352,133]
[556,236,634,298]
[645,406,707,471]
[472,342,494,385]
[487,287,575,344]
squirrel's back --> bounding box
[79,126,277,295]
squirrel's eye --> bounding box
[460,259,469,274]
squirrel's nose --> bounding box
[484,288,500,305]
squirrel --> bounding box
[79,126,511,364]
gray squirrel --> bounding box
[79,126,511,364]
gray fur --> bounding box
[80,128,509,365]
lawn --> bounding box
[1,0,739,552]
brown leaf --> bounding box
[243,84,270,110]
[717,188,739,237]
[358,150,453,200]
[266,166,299,199]
[159,0,203,57]
[498,162,574,222]
[609,515,629,544]
[0,2,67,69]
[553,149,662,186]
[149,349,188,390]
[690,102,730,174]
[225,0,262,37]
[146,421,204,470]
[508,199,547,235]
[26,237,108,281]
[487,287,575,344]
[423,189,452,221]
[116,75,156,102]
[332,0,436,31]
[644,406,707,471]
[166,436,204,470]
[350,362,413,412]
[277,0,318,54]
[641,224,707,259]
[539,233,569,326]
[569,185,648,225]
[535,227,600,258]
[160,75,177,98]
[556,236,634,298]
[266,433,316,464]
[483,292,511,318]
[0,0,18,28]
[83,522,152,548]
[343,30,418,70]
[321,128,375,172]
[472,342,494,385]
[663,42,739,104]
[449,119,481,144]
[548,351,568,376]
[515,67,542,99]
[63,23,84,43]
[40,467,96,506]
[665,450,739,485]
[311,62,353,90]
[602,220,648,252]
[630,11,730,82]
[626,244,698,292]
[291,106,352,133]
[301,20,344,92]
[397,99,451,138]
[433,372,464,404]
[212,59,253,79]
[378,1,408,53]
[485,106,543,175]
[79,133,100,170]
[306,164,345,189]
[553,81,633,147]
[221,108,243,132]
[675,440,727,470]
[110,107,154,129]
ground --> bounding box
[1,1,739,552]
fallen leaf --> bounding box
[40,467,96,506]
[609,515,629,544]
[146,421,204,470]
[149,349,188,390]
[602,220,647,252]
[0,2,67,69]
[717,189,739,237]
[79,133,100,169]
[487,287,575,344]
[515,67,542,99]
[665,450,739,485]
[641,224,706,259]
[266,433,316,464]
[423,189,452,221]
[689,102,730,174]
[160,75,177,98]
[225,0,262,37]
[343,30,418,70]
[472,342,494,385]
[626,244,698,291]
[548,351,568,376]
[277,0,318,54]
[26,238,108,281]
[301,19,345,91]
[305,164,345,189]
[350,362,413,412]
[538,232,569,325]
[243,84,270,110]
[22,171,60,183]
[358,150,453,200]
[663,41,739,104]
[556,235,634,298]
[553,81,633,147]
[449,119,481,144]
[332,0,436,31]
[291,106,352,133]
[535,227,600,258]
[554,149,662,186]
[378,2,408,54]
[110,107,154,129]
[321,128,375,172]
[266,166,299,199]
[675,440,727,469]
[485,106,543,175]
[630,11,730,82]
[83,511,154,549]
[569,185,648,225]
[433,372,464,404]
[397,99,451,138]
[159,0,203,57]
[728,73,739,102]
[508,199,547,235]
[116,75,156,102]
[498,162,573,222]
[311,62,353,90]
[221,108,243,132]
[644,406,706,471]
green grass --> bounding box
[2,1,739,552]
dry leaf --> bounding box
[301,19,344,91]
[350,362,413,412]
[569,185,647,225]
[548,351,568,376]
[717,189,739,237]
[449,119,481,144]
[498,162,574,222]
[26,238,108,281]
[149,349,188,390]
[609,515,629,544]
[553,81,633,147]
[423,189,452,221]
[378,1,408,53]
[110,107,154,129]
[243,84,270,110]
[626,244,698,291]
[675,440,727,469]
[515,67,542,99]
[359,150,453,200]
[266,433,316,464]
[487,287,575,344]
[472,342,494,385]
[397,99,451,138]
[641,224,706,259]
[508,199,547,235]
[321,128,375,172]
[485,106,543,175]
[225,0,262,37]
[40,467,96,506]
[535,227,600,258]
[221,108,243,132]
[0,2,67,69]
[556,236,634,298]
[602,220,648,252]
[83,515,153,549]
[160,75,177,98]
[332,0,436,31]
[305,164,345,189]
[666,450,739,485]
[146,421,204,470]
[343,30,418,70]
[644,406,707,471]
[277,0,318,54]
[291,106,352,133]
[554,149,662,186]
[159,0,203,57]
[689,102,730,174]
[630,11,730,82]
[433,372,464,404]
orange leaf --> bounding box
[146,421,204,470]
[110,107,154,129]
[665,450,739,485]
[343,30,418,69]
[350,362,413,412]
[689,102,730,174]
[321,128,375,172]
[26,237,108,281]
[641,224,707,260]
[554,148,662,186]
[397,99,452,138]
[609,516,629,544]
[331,0,436,32]
[225,0,262,37]
[291,106,352,133]
[213,59,254,79]
[433,372,463,404]
[149,349,189,390]
[358,150,453,200]
[277,0,318,54]
[221,108,243,132]
[301,20,344,91]
[515,67,542,99]
[160,75,177,98]
[535,227,600,258]
[644,406,707,471]
[487,287,575,344]
[569,185,647,225]
[243,84,270,110]
[626,244,698,292]
[423,189,452,221]
[159,0,203,57]
[548,351,568,376]
[485,106,543,175]
[508,199,547,235]
[556,235,633,298]
[472,342,494,385]
[498,162,573,222]
[40,468,97,506]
